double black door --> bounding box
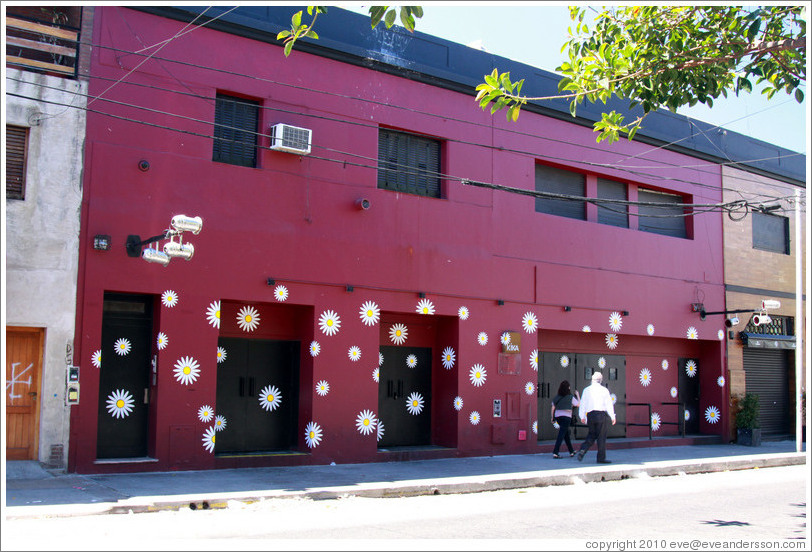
[378,346,431,448]
[678,357,700,434]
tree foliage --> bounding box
[476,6,806,143]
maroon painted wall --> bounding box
[70,8,728,473]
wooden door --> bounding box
[5,327,44,460]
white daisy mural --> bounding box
[646,323,655,336]
[202,426,216,453]
[376,420,385,442]
[114,338,132,356]
[441,347,456,370]
[500,332,512,346]
[651,412,662,432]
[453,396,463,411]
[372,367,380,383]
[458,306,470,320]
[532,420,538,434]
[406,392,425,415]
[560,355,570,368]
[670,387,678,398]
[477,332,488,346]
[356,409,377,435]
[273,285,289,302]
[315,380,330,396]
[310,341,321,357]
[206,300,221,328]
[318,310,341,336]
[582,325,592,332]
[406,354,418,368]
[304,421,323,448]
[157,332,169,351]
[717,329,725,340]
[685,359,698,377]
[605,333,619,349]
[717,376,726,387]
[259,385,282,412]
[173,356,200,386]
[91,350,102,368]
[378,352,385,366]
[610,393,617,404]
[213,415,227,432]
[661,359,669,371]
[685,410,691,421]
[469,411,481,425]
[105,389,134,419]
[416,298,435,315]
[469,364,487,387]
[598,357,607,369]
[704,405,721,424]
[237,305,261,332]
[216,346,227,364]
[524,382,535,395]
[389,323,408,345]
[687,326,699,340]
[348,346,362,362]
[530,349,539,371]
[639,368,652,387]
[359,301,380,326]
[198,405,214,423]
[522,311,539,333]
[608,311,623,332]
[161,290,179,308]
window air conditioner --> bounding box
[270,123,312,155]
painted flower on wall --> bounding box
[161,290,179,308]
[686,326,699,340]
[469,364,487,387]
[651,412,661,431]
[359,301,380,326]
[458,306,470,320]
[704,405,720,424]
[524,382,535,395]
[717,376,725,387]
[441,347,456,370]
[477,332,488,346]
[372,367,380,383]
[608,311,623,332]
[376,420,385,442]
[646,324,655,336]
[237,305,261,332]
[532,420,538,434]
[91,350,102,368]
[453,396,463,411]
[389,323,408,345]
[416,298,435,315]
[639,368,652,387]
[717,329,725,340]
[105,389,134,419]
[500,332,512,346]
[469,411,481,425]
[216,346,227,364]
[522,312,539,333]
[305,421,323,448]
[605,333,619,349]
[379,352,385,366]
[661,359,669,371]
[356,409,377,435]
[582,325,592,332]
[348,346,362,362]
[213,415,227,432]
[684,410,691,421]
[157,332,169,351]
[206,300,221,329]
[114,338,132,356]
[560,355,570,368]
[318,310,341,336]
[315,380,330,396]
[259,385,282,412]
[670,387,678,398]
[202,427,216,453]
[198,405,214,423]
[273,285,289,302]
[685,360,698,377]
[406,392,425,415]
[173,356,200,386]
[598,357,607,369]
[530,349,539,371]
[406,354,418,368]
[310,341,321,357]
[610,393,617,404]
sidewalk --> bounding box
[4,439,806,519]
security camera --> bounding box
[724,317,739,328]
[752,313,772,326]
[356,198,370,210]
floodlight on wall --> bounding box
[126,214,203,267]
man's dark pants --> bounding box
[578,410,609,462]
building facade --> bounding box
[62,6,804,474]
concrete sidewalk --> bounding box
[4,440,806,519]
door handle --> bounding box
[28,391,37,402]
[143,388,149,404]
[387,380,393,398]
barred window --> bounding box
[378,129,441,198]
[213,94,259,168]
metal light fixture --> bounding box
[126,214,203,266]
[163,238,194,261]
[93,234,111,250]
[171,215,203,234]
[141,247,170,266]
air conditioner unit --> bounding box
[270,123,312,155]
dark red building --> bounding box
[69,6,779,473]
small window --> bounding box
[597,178,628,228]
[752,212,789,254]
[535,164,585,220]
[6,125,28,200]
[638,189,687,238]
[377,129,441,198]
[213,94,259,167]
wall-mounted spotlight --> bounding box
[563,306,572,312]
[93,234,111,251]
[497,299,505,306]
[724,316,740,328]
[418,292,426,298]
[266,278,275,286]
[346,285,354,292]
[356,198,371,210]
[126,214,203,267]
[622,310,630,316]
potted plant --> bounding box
[735,392,761,446]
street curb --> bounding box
[5,453,805,519]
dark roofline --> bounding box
[133,5,806,186]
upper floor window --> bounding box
[378,129,441,198]
[213,94,259,168]
[752,211,789,254]
[6,6,81,78]
[535,164,585,220]
[637,189,687,239]
[597,178,629,228]
[6,125,28,200]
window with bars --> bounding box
[597,178,629,228]
[752,211,790,254]
[6,125,29,200]
[377,129,441,198]
[637,189,688,238]
[213,93,259,168]
[534,163,586,220]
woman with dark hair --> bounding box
[550,380,580,458]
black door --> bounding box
[744,348,791,436]
[378,346,431,448]
[678,357,700,434]
[216,338,299,453]
[576,354,626,438]
[96,294,153,459]
[538,352,575,441]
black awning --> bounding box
[740,332,796,349]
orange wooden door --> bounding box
[5,327,44,460]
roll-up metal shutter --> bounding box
[743,348,790,436]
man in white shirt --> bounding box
[576,371,616,464]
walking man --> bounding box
[576,371,616,464]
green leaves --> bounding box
[475,69,526,120]
[276,7,327,57]
[368,6,423,31]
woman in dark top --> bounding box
[550,380,580,458]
